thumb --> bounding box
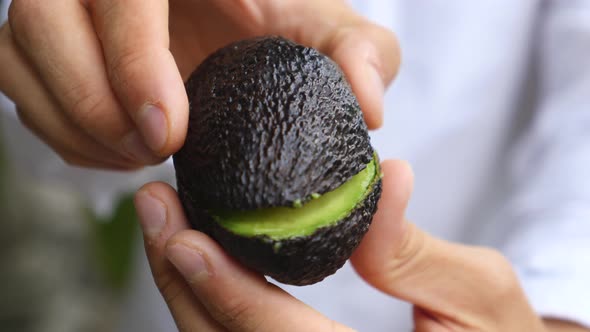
[165,230,354,332]
[135,183,349,332]
[350,162,541,329]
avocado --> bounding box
[174,36,382,285]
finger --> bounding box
[351,162,541,329]
[212,1,400,130]
[16,107,141,171]
[7,0,162,164]
[413,307,451,332]
[134,182,224,331]
[351,159,414,264]
[0,24,140,170]
[90,0,188,156]
[324,22,400,130]
[165,235,352,331]
[288,2,401,129]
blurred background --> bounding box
[2,0,589,331]
[0,94,176,332]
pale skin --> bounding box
[0,0,587,331]
[0,0,396,168]
[135,162,589,332]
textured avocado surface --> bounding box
[174,36,373,211]
[178,158,381,285]
[213,159,377,239]
[173,36,382,285]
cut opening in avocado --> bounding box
[211,156,380,240]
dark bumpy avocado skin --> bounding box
[174,36,381,285]
[178,179,382,286]
[174,36,373,210]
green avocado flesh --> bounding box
[212,157,378,240]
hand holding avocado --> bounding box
[134,161,551,332]
[135,35,549,331]
[0,0,398,169]
[174,36,382,285]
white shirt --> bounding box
[2,1,590,330]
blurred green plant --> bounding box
[87,194,140,293]
[0,115,141,331]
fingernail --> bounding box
[135,190,167,238]
[167,243,210,283]
[137,103,168,152]
[367,63,385,104]
[364,41,385,126]
[364,41,385,101]
[122,131,158,163]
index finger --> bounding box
[90,0,188,156]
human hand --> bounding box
[0,0,399,169]
[133,160,587,332]
[134,180,357,331]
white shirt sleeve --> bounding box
[500,1,590,327]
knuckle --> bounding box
[381,224,426,285]
[8,0,42,36]
[65,82,110,130]
[156,272,186,306]
[64,83,132,144]
[213,296,264,331]
[474,248,521,300]
[107,49,150,87]
[382,27,401,58]
[377,25,399,50]
[367,24,401,78]
[355,224,426,290]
